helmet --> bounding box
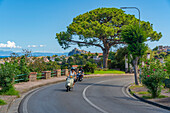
[71,67,75,70]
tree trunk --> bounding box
[103,49,109,68]
[133,57,139,85]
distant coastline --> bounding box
[0,52,68,58]
[0,56,10,58]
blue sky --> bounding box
[0,0,170,53]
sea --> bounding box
[0,56,10,58]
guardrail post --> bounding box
[63,69,68,76]
[54,69,61,77]
[42,71,51,79]
[29,72,37,82]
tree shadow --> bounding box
[78,82,123,88]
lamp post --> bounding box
[120,7,140,27]
[121,7,141,84]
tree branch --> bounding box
[69,39,104,50]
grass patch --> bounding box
[142,95,152,99]
[158,95,168,98]
[130,84,144,89]
[0,87,20,97]
[130,91,136,95]
[142,95,168,99]
[0,99,6,105]
[85,69,125,74]
[137,91,150,95]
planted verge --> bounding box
[129,84,169,99]
[140,58,168,98]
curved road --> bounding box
[19,75,169,113]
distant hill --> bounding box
[0,50,13,56]
[0,50,68,57]
[68,48,88,56]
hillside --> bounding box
[68,48,88,56]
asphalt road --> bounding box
[19,75,170,113]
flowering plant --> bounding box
[140,58,168,98]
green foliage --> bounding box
[165,55,170,75]
[18,56,30,82]
[152,46,158,51]
[0,87,19,96]
[108,47,128,70]
[28,58,60,72]
[86,69,125,74]
[0,62,18,92]
[140,59,168,98]
[56,7,161,68]
[46,61,60,71]
[83,62,97,73]
[28,58,46,72]
[0,99,6,105]
[55,57,61,61]
[122,24,148,58]
[142,95,168,99]
[137,91,150,95]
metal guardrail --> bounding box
[61,70,65,76]
[14,74,28,83]
[14,69,66,83]
[37,73,45,79]
[51,71,56,77]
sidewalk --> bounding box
[0,74,132,113]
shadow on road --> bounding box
[78,82,123,88]
[54,89,66,92]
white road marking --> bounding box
[22,87,47,113]
[122,83,137,100]
[22,77,132,113]
[82,78,131,113]
[22,83,62,113]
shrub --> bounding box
[140,59,168,98]
[165,55,170,75]
[18,56,30,82]
[83,62,97,73]
[0,62,18,92]
[0,86,19,96]
[0,99,6,105]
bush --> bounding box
[0,99,6,105]
[165,55,170,75]
[0,87,19,97]
[83,62,97,73]
[18,56,30,82]
[140,59,168,98]
[0,62,18,92]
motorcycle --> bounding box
[65,76,74,92]
[76,71,83,82]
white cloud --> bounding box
[28,45,46,48]
[0,41,21,48]
[40,45,46,47]
[28,45,37,48]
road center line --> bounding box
[82,78,130,113]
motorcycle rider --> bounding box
[68,67,77,86]
[78,66,84,79]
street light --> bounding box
[120,7,140,27]
[121,7,141,83]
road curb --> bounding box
[127,84,170,111]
